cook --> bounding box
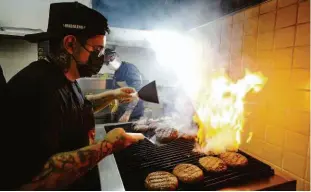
[103,48,145,122]
[2,2,142,190]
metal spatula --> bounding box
[128,81,159,104]
[137,81,159,104]
[127,133,156,145]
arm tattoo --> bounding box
[20,141,114,190]
[92,96,113,106]
[92,97,116,113]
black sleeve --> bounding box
[3,73,62,189]
[0,65,6,94]
[0,65,8,134]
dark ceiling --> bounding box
[92,0,267,31]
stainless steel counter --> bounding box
[95,124,125,191]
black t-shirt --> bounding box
[2,59,100,190]
[0,65,6,94]
[0,65,7,121]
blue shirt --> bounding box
[112,62,144,120]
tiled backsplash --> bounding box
[191,0,310,190]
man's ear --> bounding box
[63,35,76,54]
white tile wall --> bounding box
[195,0,310,190]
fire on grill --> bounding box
[193,70,267,155]
[100,27,274,189]
[103,68,274,191]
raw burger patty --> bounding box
[145,171,178,191]
[199,156,228,172]
[219,152,248,167]
[155,128,178,143]
[172,163,204,184]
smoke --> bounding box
[93,0,229,31]
[96,0,238,136]
[158,85,198,135]
[142,22,229,137]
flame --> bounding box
[193,70,267,155]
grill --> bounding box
[105,123,274,191]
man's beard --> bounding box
[49,49,71,73]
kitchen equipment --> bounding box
[127,133,156,145]
[126,133,145,140]
[77,77,107,94]
[119,80,159,104]
[105,122,157,145]
[137,81,159,104]
[105,123,274,191]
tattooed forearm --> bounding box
[85,90,116,103]
[86,94,115,113]
[20,141,114,190]
[92,97,115,114]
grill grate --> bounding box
[105,123,274,191]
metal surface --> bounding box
[95,121,163,191]
[0,27,43,39]
[95,124,125,191]
[77,78,107,95]
[95,123,294,191]
[104,123,275,191]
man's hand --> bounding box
[85,87,136,114]
[20,127,143,190]
[86,87,135,102]
[104,128,141,150]
[112,87,136,103]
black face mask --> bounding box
[72,42,105,77]
[75,50,105,77]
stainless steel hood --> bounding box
[0,26,43,40]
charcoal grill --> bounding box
[105,123,274,191]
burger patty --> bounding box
[148,122,159,130]
[145,171,178,191]
[199,156,228,172]
[219,152,248,167]
[155,128,178,143]
[179,133,196,140]
[172,163,204,184]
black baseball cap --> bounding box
[24,2,110,42]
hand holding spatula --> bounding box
[118,80,159,104]
[118,81,159,122]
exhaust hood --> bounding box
[0,26,43,40]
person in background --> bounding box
[103,48,144,122]
[2,2,141,190]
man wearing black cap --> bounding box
[3,2,142,190]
